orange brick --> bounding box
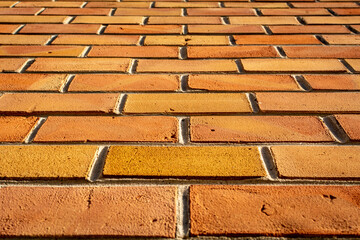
[257,92,360,113]
[20,24,101,34]
[0,15,66,23]
[346,59,360,72]
[0,73,66,91]
[26,58,130,72]
[0,116,38,142]
[0,58,28,72]
[241,59,346,72]
[123,93,251,114]
[114,8,181,16]
[0,24,21,33]
[72,16,142,24]
[322,35,360,45]
[41,8,111,16]
[292,2,358,7]
[190,116,332,142]
[34,116,178,142]
[0,1,16,7]
[187,8,255,16]
[225,2,289,8]
[188,24,264,34]
[187,46,278,58]
[69,74,179,92]
[261,8,330,15]
[230,16,299,24]
[105,24,182,34]
[0,186,176,237]
[148,16,222,24]
[0,8,42,15]
[304,16,360,24]
[137,59,238,72]
[85,2,150,7]
[190,185,360,236]
[272,146,360,179]
[234,35,320,44]
[336,114,360,141]
[0,35,51,45]
[155,2,219,7]
[304,74,360,90]
[0,46,86,57]
[145,35,229,45]
[332,8,360,15]
[52,35,139,45]
[283,46,360,58]
[88,46,178,58]
[0,93,119,114]
[269,25,350,34]
[16,1,84,7]
[188,74,299,91]
[352,25,360,32]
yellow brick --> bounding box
[72,16,142,24]
[346,59,360,72]
[103,146,266,177]
[230,16,299,25]
[0,16,66,23]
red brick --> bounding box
[41,8,111,16]
[0,58,28,72]
[20,24,101,34]
[0,15,66,23]
[0,24,20,33]
[187,8,255,16]
[225,2,289,7]
[187,46,278,58]
[304,74,360,90]
[0,1,16,7]
[145,35,229,46]
[272,146,360,179]
[16,1,84,7]
[88,46,178,58]
[69,74,179,92]
[190,185,360,236]
[346,59,360,72]
[0,116,38,142]
[190,116,332,142]
[352,25,360,32]
[304,16,360,24]
[230,16,299,25]
[72,16,142,24]
[0,7,42,15]
[0,35,51,45]
[322,35,360,45]
[0,186,176,237]
[26,58,130,72]
[188,74,299,91]
[292,2,358,7]
[105,24,182,34]
[155,2,219,7]
[234,35,320,44]
[332,8,360,15]
[188,24,264,34]
[52,34,139,45]
[34,116,178,142]
[114,8,181,16]
[148,16,222,24]
[0,46,86,57]
[336,114,360,141]
[261,8,330,15]
[257,92,360,113]
[85,2,150,7]
[269,25,350,34]
[283,46,360,58]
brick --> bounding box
[0,93,119,114]
[105,24,182,34]
[34,116,178,142]
[332,8,360,15]
[137,59,238,72]
[188,24,264,34]
[72,16,142,24]
[225,2,289,7]
[0,58,28,72]
[69,74,179,92]
[346,59,360,72]
[0,15,66,23]
[190,185,360,236]
[241,59,346,72]
[292,2,358,7]
[322,35,360,45]
[85,2,150,7]
[0,73,66,91]
[41,8,111,15]
[269,25,350,34]
[304,16,360,24]
[148,16,222,24]
[114,8,181,16]
[336,114,360,141]
[187,8,255,16]
[103,146,265,178]
[145,35,229,46]
[230,16,299,24]
[304,74,360,90]
[155,2,219,7]
[88,46,178,58]
[20,24,101,34]
[124,93,251,114]
[0,24,20,33]
[52,35,139,45]
[26,58,130,72]
[0,116,38,142]
[188,74,299,91]
[272,146,360,179]
[187,46,278,58]
[0,146,97,179]
[191,116,332,142]
[257,92,360,113]
[0,1,16,7]
[0,35,51,44]
[234,35,320,44]
[261,8,330,15]
[352,25,360,32]
[0,46,86,57]
[0,186,176,237]
[0,8,42,15]
[16,1,84,7]
[283,46,360,58]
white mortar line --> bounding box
[176,185,190,238]
[24,117,47,144]
[87,146,109,182]
[113,93,127,114]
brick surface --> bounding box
[0,46,86,57]
[283,46,360,58]
[72,16,142,24]
[85,2,150,7]
[0,58,28,72]
[16,1,84,7]
[0,1,16,7]
[20,24,101,34]
[145,35,229,45]
[234,35,320,44]
[0,73,66,91]
[257,92,360,113]
[304,74,360,90]
[261,8,330,15]
[0,116,38,142]
[292,2,358,7]
[123,93,251,114]
[148,16,222,24]
[269,25,350,34]
[336,114,360,141]
[0,8,42,15]
[322,35,360,45]
[0,15,66,23]
[52,35,139,45]
[114,8,181,16]
[155,2,219,7]
[190,116,332,142]
[88,46,178,58]
[187,8,255,16]
[34,116,178,142]
[0,93,119,114]
[230,16,299,24]
[105,24,182,34]
[103,146,266,178]
[0,24,20,33]
[332,8,360,15]
[304,16,360,24]
[0,35,51,44]
[187,46,278,58]
[69,74,179,92]
[41,8,111,15]
[225,2,289,8]
[272,146,360,179]
[190,185,360,236]
[0,145,97,178]
[346,59,360,72]
[0,186,176,237]
[188,24,264,34]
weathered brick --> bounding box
[155,2,219,7]
[0,24,20,33]
[123,93,251,114]
[0,34,51,44]
[114,8,181,16]
[26,58,130,72]
[72,16,142,24]
[187,46,278,58]
[0,7,42,15]
[20,24,101,34]
[269,25,350,34]
[190,185,360,236]
[292,2,358,7]
[230,16,299,24]
[188,74,299,91]
[188,24,264,34]
[0,116,38,142]
[257,92,360,113]
[283,46,360,58]
[69,74,179,92]
[52,34,139,45]
[346,59,360,72]
[16,1,84,7]
[234,35,320,44]
[145,35,229,45]
[88,46,178,58]
[332,8,360,15]
[0,46,86,57]
[336,114,360,141]
[41,8,111,15]
[148,16,222,24]
[272,146,360,179]
[190,116,332,142]
[0,145,97,179]
[225,2,289,7]
[0,15,66,23]
[322,35,360,45]
[0,58,28,72]
[0,186,176,237]
[0,93,119,114]
[85,2,150,7]
[103,146,265,178]
[137,59,238,72]
[187,8,255,16]
[105,24,182,34]
[34,116,178,142]
[304,74,360,90]
[261,8,330,15]
[304,16,360,24]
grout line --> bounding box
[80,2,88,8]
[246,92,260,114]
[254,8,262,16]
[181,8,187,17]
[24,117,47,144]
[327,8,337,16]
[234,59,244,73]
[35,8,46,16]
[340,59,356,73]
[221,16,230,25]
[44,35,58,45]
[179,46,187,60]
[228,35,236,45]
[63,16,75,24]
[345,25,359,34]
[293,75,312,91]
[141,16,149,25]
[176,185,190,239]
[17,58,35,73]
[296,16,306,25]
[178,117,190,144]
[127,59,138,74]
[287,2,294,7]
[12,24,25,35]
[259,146,278,181]
[97,25,107,35]
[80,46,92,57]
[182,25,188,35]
[10,1,19,8]
[137,35,146,46]
[149,2,155,8]
[180,74,188,92]
[218,1,224,7]
[60,74,75,93]
[114,93,128,114]
[321,116,350,144]
[262,25,273,35]
[87,146,109,182]
[109,8,116,16]
[275,46,287,58]
[315,34,329,45]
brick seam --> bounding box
[24,117,47,144]
[87,146,109,182]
